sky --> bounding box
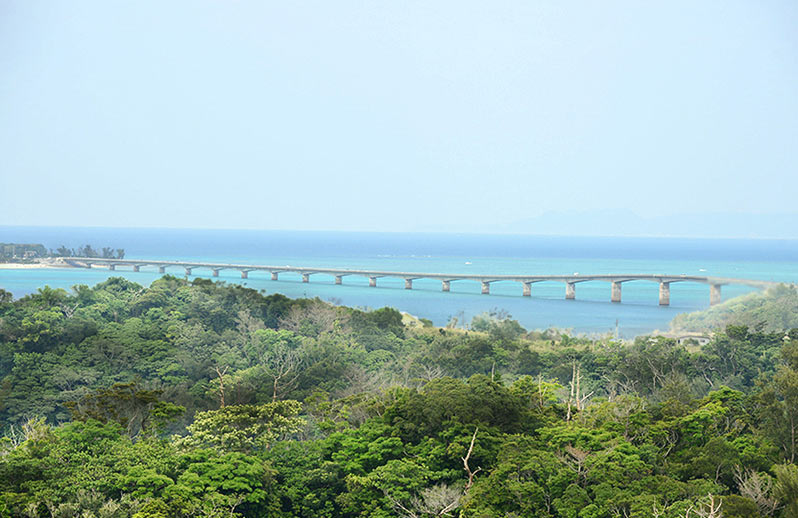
[1,1,797,236]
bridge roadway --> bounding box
[65,257,781,306]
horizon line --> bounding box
[2,224,798,242]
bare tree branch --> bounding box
[463,428,482,492]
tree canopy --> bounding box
[1,276,797,517]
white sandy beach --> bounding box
[0,259,72,269]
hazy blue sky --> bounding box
[1,1,796,235]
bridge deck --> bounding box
[64,258,776,287]
[63,257,783,305]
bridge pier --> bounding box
[659,282,671,306]
[710,284,722,306]
[566,282,576,300]
[62,260,766,307]
[611,281,622,303]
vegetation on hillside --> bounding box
[672,284,798,333]
[1,277,797,517]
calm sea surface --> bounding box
[2,227,798,337]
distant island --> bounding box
[0,243,125,264]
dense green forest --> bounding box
[1,277,798,517]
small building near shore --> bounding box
[668,331,713,346]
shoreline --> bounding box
[0,259,72,270]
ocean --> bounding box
[2,226,798,337]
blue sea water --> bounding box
[2,226,798,337]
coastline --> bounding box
[0,259,72,270]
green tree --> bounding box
[177,401,303,453]
[756,337,798,463]
[773,463,798,518]
[65,381,185,437]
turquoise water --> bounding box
[2,227,797,337]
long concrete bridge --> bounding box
[64,257,780,306]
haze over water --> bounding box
[2,227,797,337]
